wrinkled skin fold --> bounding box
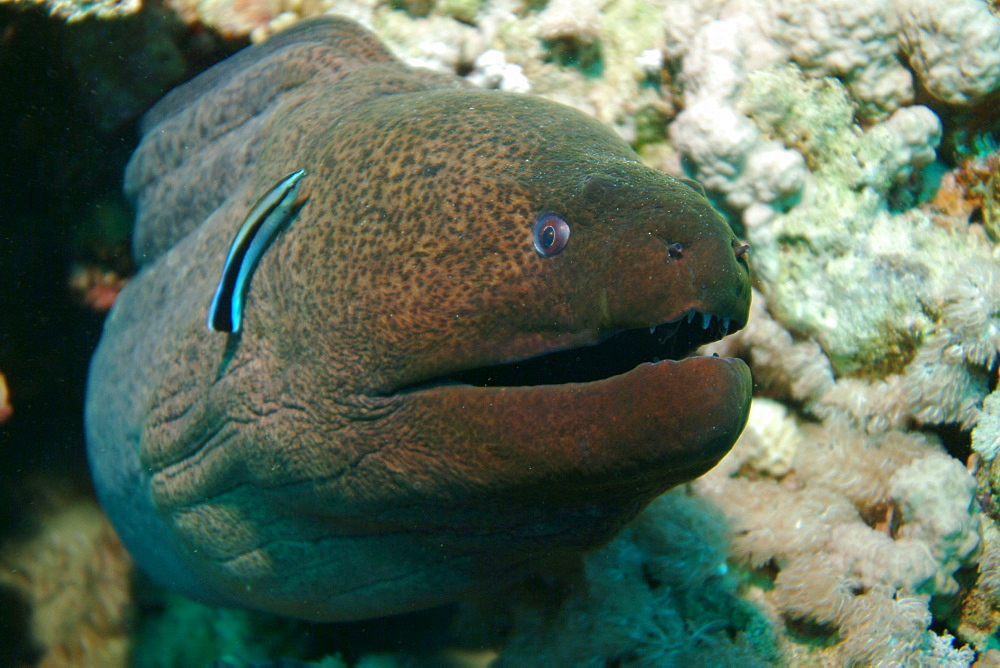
[85,16,753,621]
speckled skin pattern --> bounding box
[85,17,752,621]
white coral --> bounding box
[467,49,531,92]
[889,454,980,595]
[895,0,1000,105]
[670,98,805,224]
[877,105,943,183]
[769,0,912,115]
[536,0,602,42]
[696,415,981,664]
[664,0,997,224]
[736,398,802,477]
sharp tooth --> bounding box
[649,325,656,334]
[722,318,731,334]
[702,313,712,329]
[686,311,696,324]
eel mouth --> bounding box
[422,309,741,390]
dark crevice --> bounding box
[420,310,738,390]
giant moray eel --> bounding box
[85,16,752,621]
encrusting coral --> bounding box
[700,62,1000,445]
[660,0,998,226]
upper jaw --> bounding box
[397,302,747,393]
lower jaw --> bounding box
[386,356,752,503]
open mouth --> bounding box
[436,310,740,388]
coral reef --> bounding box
[0,369,11,424]
[6,0,1000,663]
[694,407,979,664]
[131,593,313,667]
[114,0,674,139]
[897,0,1000,105]
[69,263,127,312]
[702,286,998,661]
[659,0,999,224]
[497,491,779,667]
[0,0,138,22]
[0,486,134,667]
[689,59,1000,448]
[465,48,531,92]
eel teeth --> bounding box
[648,309,738,344]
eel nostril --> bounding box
[733,242,750,260]
[666,242,684,259]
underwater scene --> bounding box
[2,0,1000,665]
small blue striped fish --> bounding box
[207,169,306,333]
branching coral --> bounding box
[497,492,780,667]
[696,408,980,664]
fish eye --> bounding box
[533,213,570,256]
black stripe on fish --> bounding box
[207,169,306,334]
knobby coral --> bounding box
[0,492,134,666]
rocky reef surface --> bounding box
[2,0,1000,665]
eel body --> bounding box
[85,16,752,621]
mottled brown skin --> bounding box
[85,17,752,621]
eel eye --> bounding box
[533,213,570,256]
